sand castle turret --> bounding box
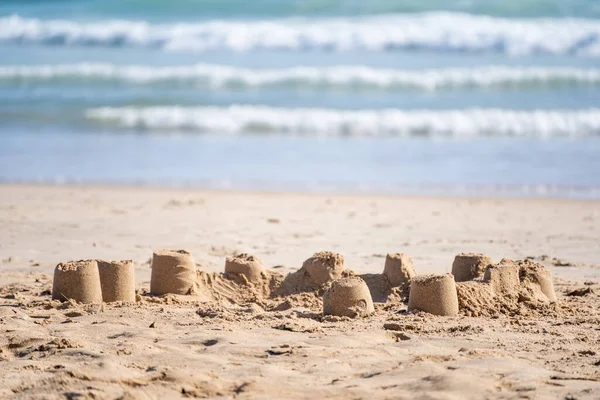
[483,259,520,295]
[150,249,196,295]
[383,253,416,288]
[225,253,265,283]
[302,251,345,286]
[97,260,136,302]
[323,277,374,318]
[52,260,103,303]
[518,261,557,302]
[408,273,459,316]
[451,253,494,282]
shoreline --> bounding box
[2,181,600,203]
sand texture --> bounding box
[1,185,600,399]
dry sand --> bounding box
[1,184,600,399]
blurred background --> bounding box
[0,0,599,197]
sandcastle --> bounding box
[302,251,345,286]
[519,261,557,302]
[408,274,459,316]
[150,249,196,295]
[483,258,520,295]
[224,253,266,283]
[97,260,136,302]
[52,260,103,304]
[383,253,416,288]
[451,253,494,282]
[48,248,558,320]
[456,257,557,316]
[323,277,374,318]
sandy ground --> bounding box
[0,184,599,399]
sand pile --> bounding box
[323,277,374,318]
[457,258,558,316]
[408,274,459,316]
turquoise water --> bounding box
[1,1,599,197]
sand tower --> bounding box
[451,253,494,282]
[408,273,459,316]
[224,253,265,283]
[150,249,196,295]
[302,251,345,286]
[52,260,103,303]
[323,277,374,318]
[383,253,416,288]
[97,260,136,302]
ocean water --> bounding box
[1,1,599,198]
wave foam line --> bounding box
[85,106,600,137]
[2,13,600,55]
[3,63,600,90]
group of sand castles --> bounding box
[52,249,557,318]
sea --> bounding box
[1,0,599,198]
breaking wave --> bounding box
[85,105,600,137]
[2,13,600,55]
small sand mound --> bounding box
[195,269,284,306]
[224,253,266,284]
[302,251,345,286]
[52,260,103,304]
[451,253,494,282]
[323,277,374,318]
[408,274,459,316]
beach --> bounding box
[1,184,599,398]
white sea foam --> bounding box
[2,63,600,90]
[2,13,600,55]
[85,105,600,137]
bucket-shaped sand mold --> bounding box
[483,259,520,295]
[302,251,345,286]
[97,260,136,302]
[519,263,557,302]
[408,274,459,316]
[451,253,494,282]
[383,253,416,288]
[150,249,196,296]
[323,277,374,318]
[52,260,103,303]
[224,253,265,283]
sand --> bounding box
[1,184,600,399]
